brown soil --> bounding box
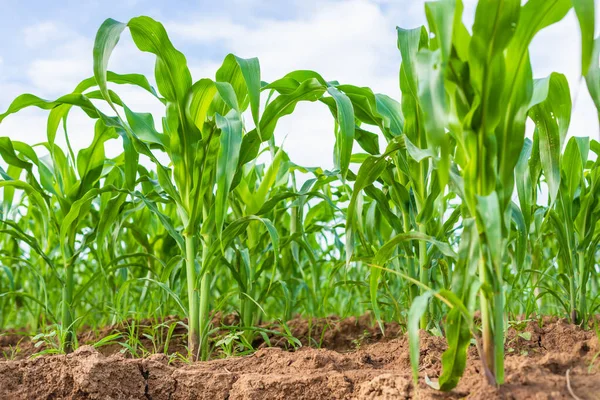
[0,316,598,399]
[0,314,402,360]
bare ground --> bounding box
[0,316,598,399]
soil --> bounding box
[0,315,598,399]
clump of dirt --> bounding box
[0,317,599,399]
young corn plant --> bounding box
[92,16,267,360]
[343,0,591,390]
[0,126,124,352]
[547,137,600,325]
[92,17,358,359]
[0,67,171,350]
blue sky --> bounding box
[0,0,598,168]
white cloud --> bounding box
[169,0,400,91]
[26,37,91,94]
[22,20,156,97]
[168,18,247,43]
[23,22,70,48]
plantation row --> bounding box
[1,0,599,390]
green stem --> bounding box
[61,261,75,353]
[569,255,578,323]
[577,251,587,326]
[493,288,504,385]
[198,239,211,361]
[198,272,210,360]
[479,256,494,380]
[419,225,428,329]
[242,227,258,343]
[402,210,419,304]
[185,234,199,360]
[532,245,543,311]
[240,257,253,331]
[592,272,599,298]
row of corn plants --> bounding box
[0,0,599,390]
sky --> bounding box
[0,0,598,171]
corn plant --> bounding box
[92,16,359,359]
[0,104,134,351]
[344,0,596,389]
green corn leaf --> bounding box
[0,93,108,125]
[374,94,403,137]
[425,0,456,63]
[237,78,326,166]
[0,180,49,235]
[214,55,261,132]
[515,138,534,226]
[529,72,571,203]
[246,147,285,216]
[572,0,596,76]
[59,187,109,255]
[416,48,450,188]
[187,78,218,134]
[375,231,458,265]
[0,137,33,170]
[259,78,326,141]
[408,290,437,384]
[0,165,19,212]
[337,85,385,131]
[346,154,389,267]
[476,192,502,277]
[124,106,167,148]
[398,26,428,104]
[438,307,471,391]
[95,192,128,252]
[282,70,328,87]
[437,218,480,391]
[128,17,192,107]
[215,82,241,112]
[364,185,404,233]
[93,18,128,110]
[233,55,262,135]
[510,202,527,270]
[354,128,380,155]
[369,263,384,331]
[203,215,279,275]
[215,110,243,239]
[404,135,436,163]
[585,37,600,120]
[327,86,354,178]
[256,190,339,216]
[562,136,589,201]
[77,120,118,195]
[496,0,571,205]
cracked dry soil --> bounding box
[0,317,599,399]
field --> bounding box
[0,0,599,399]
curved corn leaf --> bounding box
[408,290,437,383]
[573,0,596,76]
[528,72,571,203]
[327,86,354,178]
[215,110,243,239]
[375,231,458,265]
